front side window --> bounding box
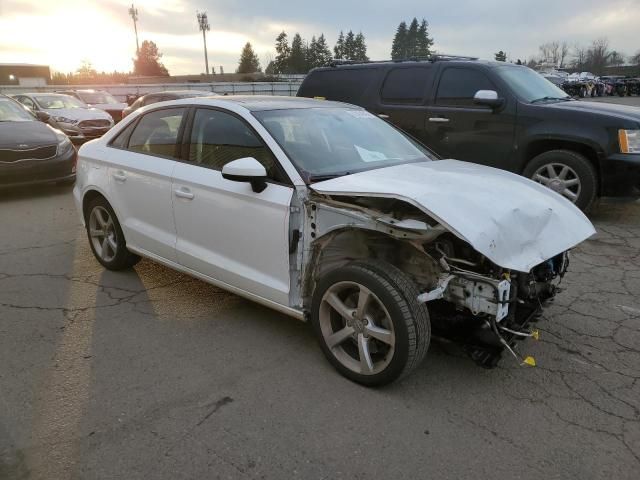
[128,108,185,159]
[435,68,497,107]
[188,108,284,182]
[254,107,433,181]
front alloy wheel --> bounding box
[531,163,581,203]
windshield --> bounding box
[253,107,434,181]
[35,95,87,110]
[495,66,570,103]
[78,91,119,104]
[0,98,35,122]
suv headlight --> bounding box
[619,129,640,153]
[56,132,74,155]
[53,115,76,124]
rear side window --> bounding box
[381,67,433,104]
[300,68,378,105]
[435,68,496,107]
[127,108,186,158]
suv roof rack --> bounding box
[328,54,478,67]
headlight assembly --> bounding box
[56,133,74,155]
[619,129,640,154]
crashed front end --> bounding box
[302,190,591,368]
[415,234,569,367]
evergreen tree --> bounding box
[416,19,434,57]
[307,36,319,69]
[516,58,523,65]
[236,42,261,73]
[391,21,408,60]
[343,30,356,60]
[315,34,332,66]
[406,18,420,57]
[353,32,369,61]
[334,31,345,59]
[274,31,291,74]
[289,33,307,73]
[133,40,169,76]
[494,50,507,62]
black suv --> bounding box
[298,58,640,210]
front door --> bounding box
[172,107,293,305]
[424,67,516,169]
[106,107,187,262]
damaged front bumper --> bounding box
[416,252,568,368]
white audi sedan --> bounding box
[74,96,595,386]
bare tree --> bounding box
[633,51,640,65]
[573,44,588,70]
[559,41,570,68]
[539,41,560,66]
[586,38,612,74]
[608,50,625,66]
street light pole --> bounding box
[129,4,140,54]
[197,11,210,76]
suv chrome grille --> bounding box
[0,145,58,163]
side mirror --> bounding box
[35,111,50,122]
[221,157,268,193]
[473,90,504,109]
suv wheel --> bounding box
[524,149,598,211]
[311,260,430,386]
[85,196,140,270]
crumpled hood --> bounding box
[311,160,596,272]
[43,107,112,121]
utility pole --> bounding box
[128,4,140,54]
[197,11,210,76]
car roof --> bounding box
[310,59,506,72]
[163,95,359,111]
[146,90,212,96]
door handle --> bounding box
[174,188,194,200]
[378,113,390,119]
[112,171,127,182]
[428,117,450,123]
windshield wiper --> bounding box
[531,96,572,104]
[308,172,351,183]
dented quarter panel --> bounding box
[310,160,596,272]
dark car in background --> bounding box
[298,57,640,210]
[122,89,215,118]
[59,89,128,122]
[0,94,76,188]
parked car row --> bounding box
[0,90,213,188]
[543,71,640,98]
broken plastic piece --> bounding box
[532,330,540,341]
[522,356,536,367]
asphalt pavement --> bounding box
[1,174,639,479]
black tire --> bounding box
[523,149,598,211]
[84,196,140,270]
[311,260,430,386]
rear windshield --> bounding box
[299,68,379,106]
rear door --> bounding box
[171,107,294,305]
[369,65,435,144]
[106,107,186,262]
[424,66,516,169]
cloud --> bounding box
[1,0,639,75]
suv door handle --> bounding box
[174,187,194,200]
[378,113,390,119]
[112,171,127,182]
[428,117,450,123]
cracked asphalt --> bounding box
[0,185,639,480]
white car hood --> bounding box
[310,160,596,272]
[43,107,112,121]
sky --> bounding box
[0,0,639,75]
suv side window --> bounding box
[435,68,497,107]
[381,67,433,104]
[187,108,285,182]
[127,107,186,159]
[301,68,378,105]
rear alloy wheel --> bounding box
[85,196,140,270]
[524,150,598,211]
[311,261,430,386]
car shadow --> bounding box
[0,182,74,202]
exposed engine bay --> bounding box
[300,193,571,368]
